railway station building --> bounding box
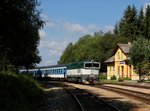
[105,42,139,80]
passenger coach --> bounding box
[19,64,67,79]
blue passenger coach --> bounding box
[19,64,67,79]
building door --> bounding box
[121,66,124,79]
[129,65,132,78]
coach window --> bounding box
[58,69,60,74]
[64,68,66,74]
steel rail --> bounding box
[64,85,119,111]
[81,89,120,111]
[99,83,150,89]
[95,85,150,105]
[64,87,85,111]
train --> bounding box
[19,61,100,84]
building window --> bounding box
[118,52,120,59]
[121,52,123,59]
[113,67,115,71]
[118,66,120,75]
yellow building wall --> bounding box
[107,63,115,79]
[114,48,128,79]
[107,47,139,80]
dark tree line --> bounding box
[0,0,44,72]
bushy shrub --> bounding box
[123,77,131,80]
[118,77,124,82]
[0,72,43,111]
[110,75,117,80]
[99,74,107,80]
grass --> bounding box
[0,72,43,111]
[99,79,118,84]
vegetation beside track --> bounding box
[0,72,44,111]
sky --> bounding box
[37,0,150,66]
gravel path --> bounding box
[38,81,80,111]
[102,84,150,94]
[66,83,150,111]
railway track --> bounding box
[94,85,150,105]
[64,85,119,111]
[98,83,150,89]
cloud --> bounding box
[38,39,69,65]
[104,26,114,33]
[39,40,69,56]
[143,3,150,14]
[64,22,86,33]
[39,30,47,40]
[40,14,56,28]
[38,17,114,66]
[63,22,100,35]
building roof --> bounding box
[105,42,132,63]
[117,43,132,54]
[104,56,115,63]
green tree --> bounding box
[58,32,130,72]
[118,5,138,40]
[113,23,119,35]
[144,5,150,39]
[129,38,150,81]
[0,0,44,71]
[58,42,75,64]
[137,7,145,38]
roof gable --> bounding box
[104,56,115,63]
[117,43,132,54]
[105,43,132,63]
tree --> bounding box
[0,0,44,71]
[58,32,130,72]
[118,5,138,40]
[113,23,119,35]
[137,7,145,38]
[129,38,150,81]
[58,43,74,64]
[144,5,150,39]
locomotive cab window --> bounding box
[84,63,92,68]
[93,63,100,68]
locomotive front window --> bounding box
[93,63,100,68]
[85,63,92,67]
